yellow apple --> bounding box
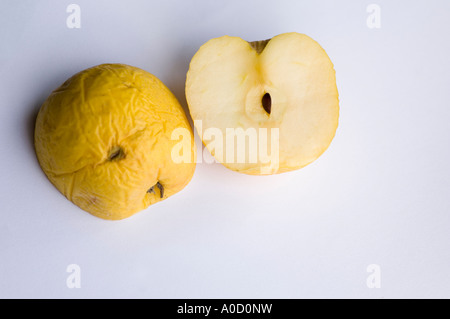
[35,63,196,220]
[186,32,339,175]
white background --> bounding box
[1,0,449,299]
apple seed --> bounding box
[262,93,271,115]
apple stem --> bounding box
[248,39,270,54]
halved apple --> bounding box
[186,32,339,175]
[35,64,196,220]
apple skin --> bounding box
[186,32,339,175]
[35,64,196,220]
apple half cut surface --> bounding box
[186,32,339,175]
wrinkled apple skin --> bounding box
[35,64,196,220]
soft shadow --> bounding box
[24,67,78,158]
[26,100,43,156]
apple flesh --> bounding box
[186,32,339,174]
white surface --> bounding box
[1,0,449,299]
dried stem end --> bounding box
[147,181,164,198]
[248,39,271,54]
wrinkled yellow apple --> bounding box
[186,32,339,175]
[35,64,196,220]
